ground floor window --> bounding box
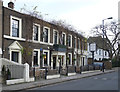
[9,41,22,64]
[33,49,40,67]
[43,50,49,67]
[11,51,19,62]
[33,51,38,66]
[44,52,48,66]
[74,54,77,66]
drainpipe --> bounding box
[0,1,3,58]
[2,5,4,58]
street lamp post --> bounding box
[102,17,113,72]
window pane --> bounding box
[54,31,58,44]
[33,51,38,66]
[44,52,48,66]
[12,51,19,62]
[44,28,48,43]
[34,25,39,41]
[68,54,71,65]
[74,38,76,48]
[12,18,19,37]
[62,34,65,45]
[68,35,71,47]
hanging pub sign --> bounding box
[90,43,96,52]
[0,48,2,54]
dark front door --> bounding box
[53,57,56,69]
[83,57,84,66]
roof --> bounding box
[87,36,110,50]
[3,6,85,39]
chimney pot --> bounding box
[8,2,14,9]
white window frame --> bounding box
[99,49,101,55]
[68,34,72,48]
[68,53,72,65]
[78,38,80,49]
[32,49,40,67]
[74,36,77,49]
[53,29,59,44]
[74,54,77,66]
[62,32,66,45]
[43,50,50,67]
[10,49,22,64]
[33,23,40,42]
[43,26,50,43]
[10,16,22,38]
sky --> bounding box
[2,0,120,37]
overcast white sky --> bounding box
[2,0,119,37]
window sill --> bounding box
[68,47,72,49]
[4,35,26,41]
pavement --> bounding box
[1,68,117,91]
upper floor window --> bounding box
[78,38,80,49]
[99,49,101,55]
[62,33,66,45]
[105,51,107,56]
[96,50,98,54]
[68,35,72,47]
[43,27,50,43]
[10,16,22,38]
[33,24,40,41]
[53,30,59,44]
[74,37,77,48]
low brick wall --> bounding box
[76,66,81,73]
[82,65,89,71]
[88,65,94,70]
[60,68,67,75]
[31,67,60,80]
[104,61,112,70]
[68,66,75,73]
[47,69,59,75]
[95,66,101,70]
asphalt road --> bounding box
[26,71,118,91]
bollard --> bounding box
[66,66,68,76]
[87,65,89,71]
[33,67,36,80]
[93,65,95,70]
[102,63,104,72]
[75,66,76,72]
[45,68,48,79]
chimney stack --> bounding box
[8,1,14,9]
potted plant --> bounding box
[42,54,46,58]
[73,58,76,61]
[66,57,69,61]
[2,65,6,76]
[7,69,11,80]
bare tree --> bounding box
[91,20,120,59]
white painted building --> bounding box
[87,36,110,61]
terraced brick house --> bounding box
[0,1,87,72]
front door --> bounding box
[53,57,56,69]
